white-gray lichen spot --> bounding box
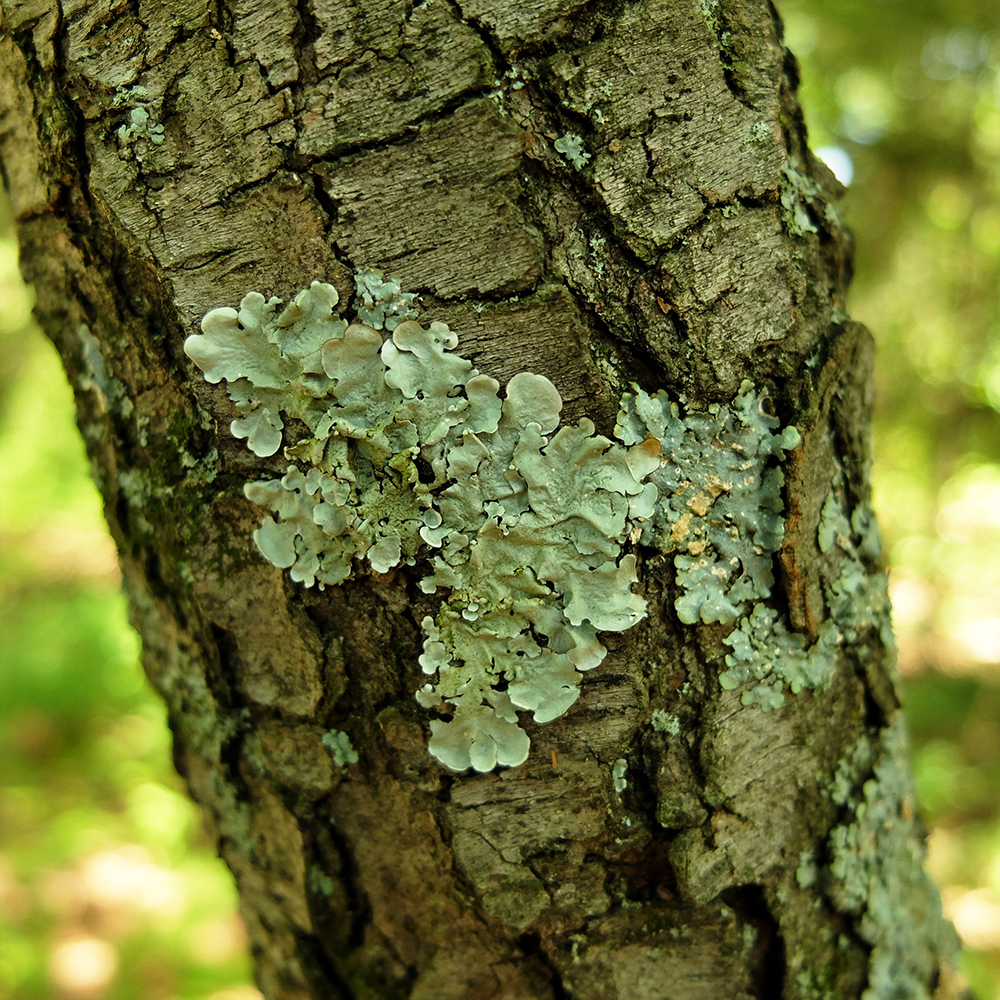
[118,468,151,507]
[822,493,894,655]
[78,324,131,417]
[651,709,681,735]
[818,489,852,553]
[796,848,818,889]
[321,729,358,767]
[719,603,839,711]
[779,158,821,236]
[612,758,628,794]
[117,106,165,148]
[616,379,800,626]
[353,270,418,331]
[716,466,894,710]
[554,133,591,170]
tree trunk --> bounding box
[0,1,963,997]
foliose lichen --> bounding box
[824,717,959,999]
[309,864,335,896]
[712,473,894,711]
[117,106,165,148]
[651,709,680,735]
[185,279,660,771]
[820,488,895,656]
[778,157,824,237]
[185,278,804,768]
[719,604,839,711]
[615,381,800,626]
[352,270,418,331]
[322,729,358,768]
[554,132,591,171]
[612,758,628,794]
[818,489,852,554]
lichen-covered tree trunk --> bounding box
[0,1,963,997]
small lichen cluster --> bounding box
[825,718,959,999]
[352,270,418,331]
[612,758,628,794]
[821,491,894,655]
[117,106,165,147]
[720,604,838,710]
[554,132,591,171]
[615,381,800,625]
[651,709,680,735]
[714,480,893,711]
[779,156,843,238]
[322,729,359,768]
[185,278,804,768]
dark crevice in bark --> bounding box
[315,806,374,953]
[140,548,172,604]
[207,623,243,713]
[621,826,679,902]
[209,0,235,36]
[440,0,509,66]
[451,0,627,62]
[296,929,358,1000]
[722,884,786,999]
[859,666,893,732]
[209,0,240,73]
[517,932,571,1000]
[511,161,675,393]
[291,0,320,85]
[198,167,286,210]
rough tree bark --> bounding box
[0,1,964,998]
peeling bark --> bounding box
[0,1,962,997]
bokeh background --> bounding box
[1,1,997,997]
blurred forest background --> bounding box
[1,0,997,997]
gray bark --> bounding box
[0,1,963,997]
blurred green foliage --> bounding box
[0,200,257,998]
[783,1,999,994]
[1,3,997,997]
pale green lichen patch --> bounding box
[184,282,348,459]
[827,560,894,653]
[322,729,359,768]
[353,270,418,331]
[612,758,628,794]
[779,158,821,237]
[818,486,894,654]
[554,132,591,170]
[795,849,817,889]
[186,280,661,773]
[818,489,852,554]
[117,106,164,148]
[715,469,894,711]
[615,381,800,625]
[651,709,680,735]
[186,279,806,767]
[720,604,839,711]
[309,864,335,897]
[824,717,959,999]
[829,733,875,807]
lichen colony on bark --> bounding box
[0,1,960,999]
